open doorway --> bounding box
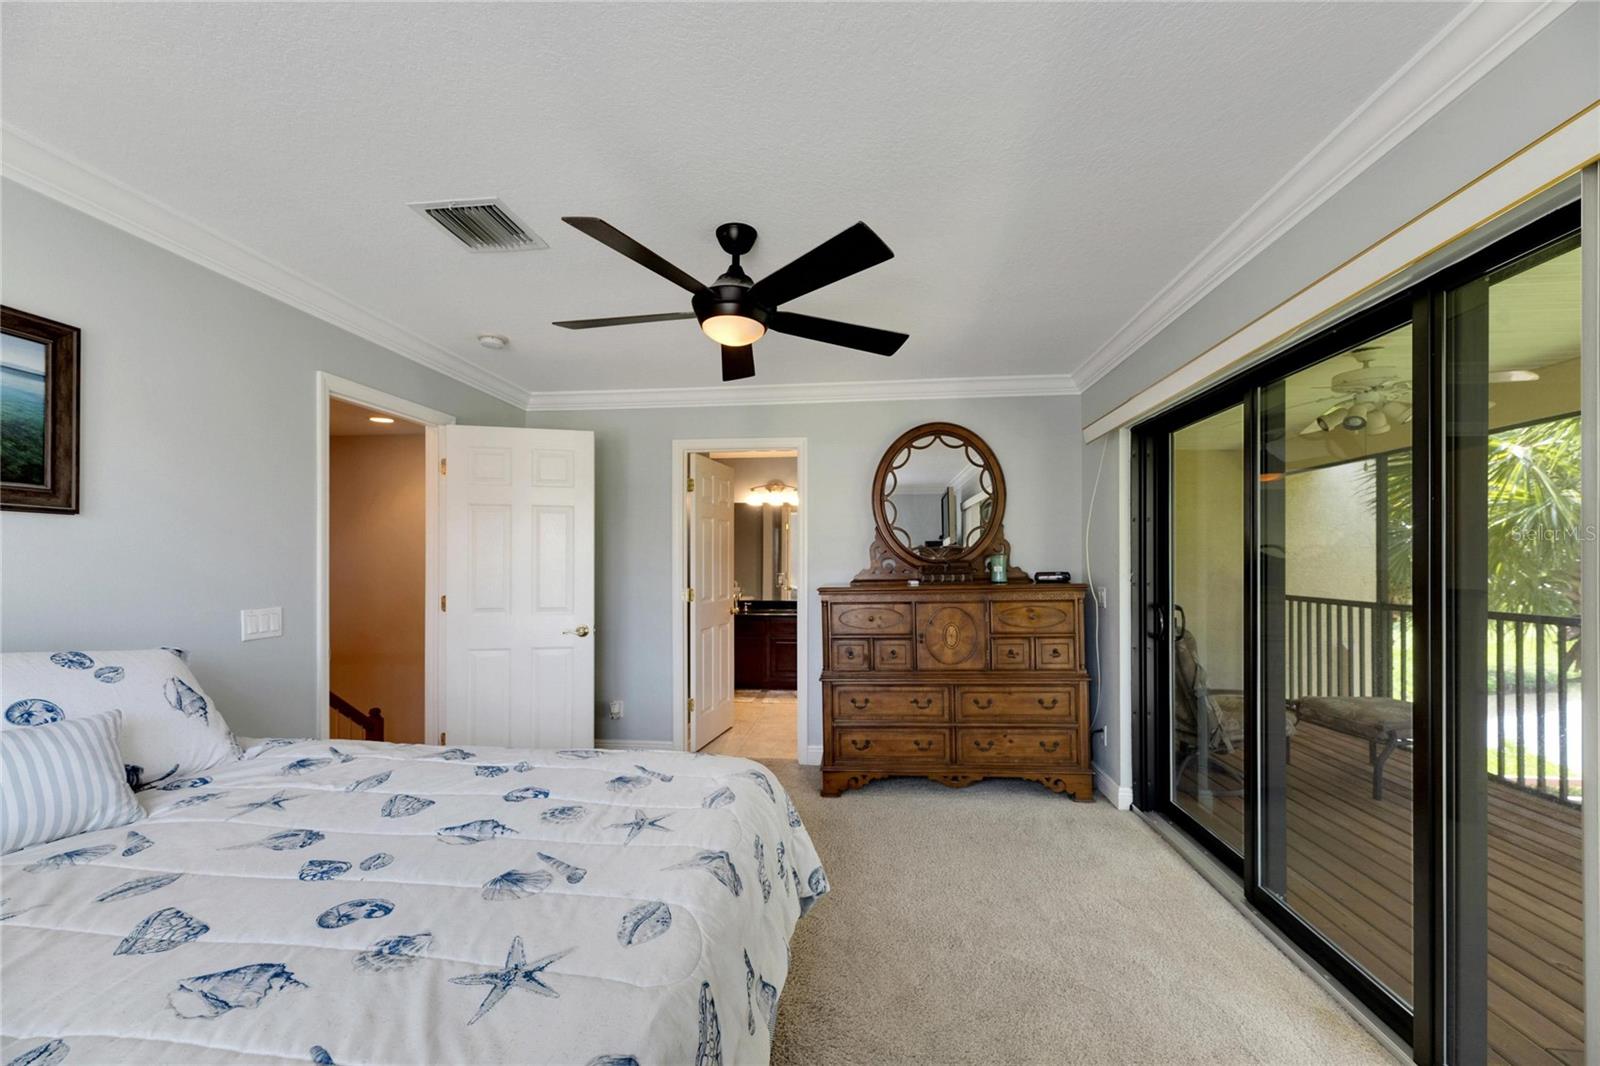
[325,397,428,744]
[316,372,454,746]
[672,440,807,764]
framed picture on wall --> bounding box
[1,307,80,514]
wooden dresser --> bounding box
[819,582,1093,800]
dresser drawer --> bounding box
[993,637,1031,670]
[834,726,948,764]
[1035,638,1079,671]
[957,727,1081,768]
[955,684,1081,723]
[991,600,1077,635]
[874,639,913,671]
[832,684,946,722]
[830,602,912,635]
[831,639,871,670]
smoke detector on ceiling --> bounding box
[409,198,548,252]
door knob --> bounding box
[564,624,592,638]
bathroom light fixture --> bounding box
[478,334,509,350]
[368,416,396,425]
[745,480,799,507]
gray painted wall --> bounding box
[529,395,1083,749]
[1079,6,1599,799]
[0,181,524,738]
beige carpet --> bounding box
[766,761,1395,1066]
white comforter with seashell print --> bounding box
[0,739,828,1066]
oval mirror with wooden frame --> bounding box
[856,422,1018,583]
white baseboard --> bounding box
[596,738,676,752]
[800,745,822,767]
[1095,766,1133,810]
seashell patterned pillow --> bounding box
[0,648,240,787]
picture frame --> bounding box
[1,306,80,514]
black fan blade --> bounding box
[767,311,907,356]
[721,345,755,381]
[562,217,706,294]
[552,312,696,330]
[748,222,893,307]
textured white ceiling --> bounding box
[1,2,1468,395]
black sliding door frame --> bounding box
[1131,202,1581,1064]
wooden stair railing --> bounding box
[330,691,385,741]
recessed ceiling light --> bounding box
[368,416,395,424]
[478,334,509,350]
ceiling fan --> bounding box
[552,218,909,381]
[1300,348,1413,436]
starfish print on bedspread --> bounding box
[604,809,672,844]
[448,936,573,1025]
[230,791,301,816]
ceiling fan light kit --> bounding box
[553,216,909,382]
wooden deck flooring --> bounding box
[1176,722,1585,1065]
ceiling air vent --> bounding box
[409,198,548,252]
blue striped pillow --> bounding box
[2,710,143,854]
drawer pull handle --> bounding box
[850,697,871,710]
[850,738,872,751]
[912,739,935,752]
[1049,648,1062,659]
[973,739,997,752]
[910,697,933,710]
[844,648,856,659]
[1039,740,1062,753]
[865,615,876,623]
[972,697,994,710]
[884,647,899,658]
[1037,697,1059,710]
[1026,608,1038,620]
[1006,648,1020,658]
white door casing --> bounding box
[440,426,595,750]
[688,454,736,750]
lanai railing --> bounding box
[1284,594,1582,805]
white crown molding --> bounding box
[0,124,531,409]
[525,372,1079,412]
[1071,0,1572,393]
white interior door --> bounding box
[689,454,735,750]
[440,426,595,750]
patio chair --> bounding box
[1288,695,1413,801]
[1172,629,1297,798]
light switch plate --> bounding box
[241,606,283,642]
[609,699,624,720]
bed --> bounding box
[0,737,828,1066]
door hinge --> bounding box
[687,697,695,716]
[686,476,695,492]
[440,595,447,612]
[685,588,695,603]
[440,458,447,476]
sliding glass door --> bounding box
[1442,230,1586,1063]
[1257,319,1417,1016]
[1168,404,1247,856]
[1135,203,1585,1064]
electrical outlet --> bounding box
[1095,586,1107,608]
[609,699,624,720]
